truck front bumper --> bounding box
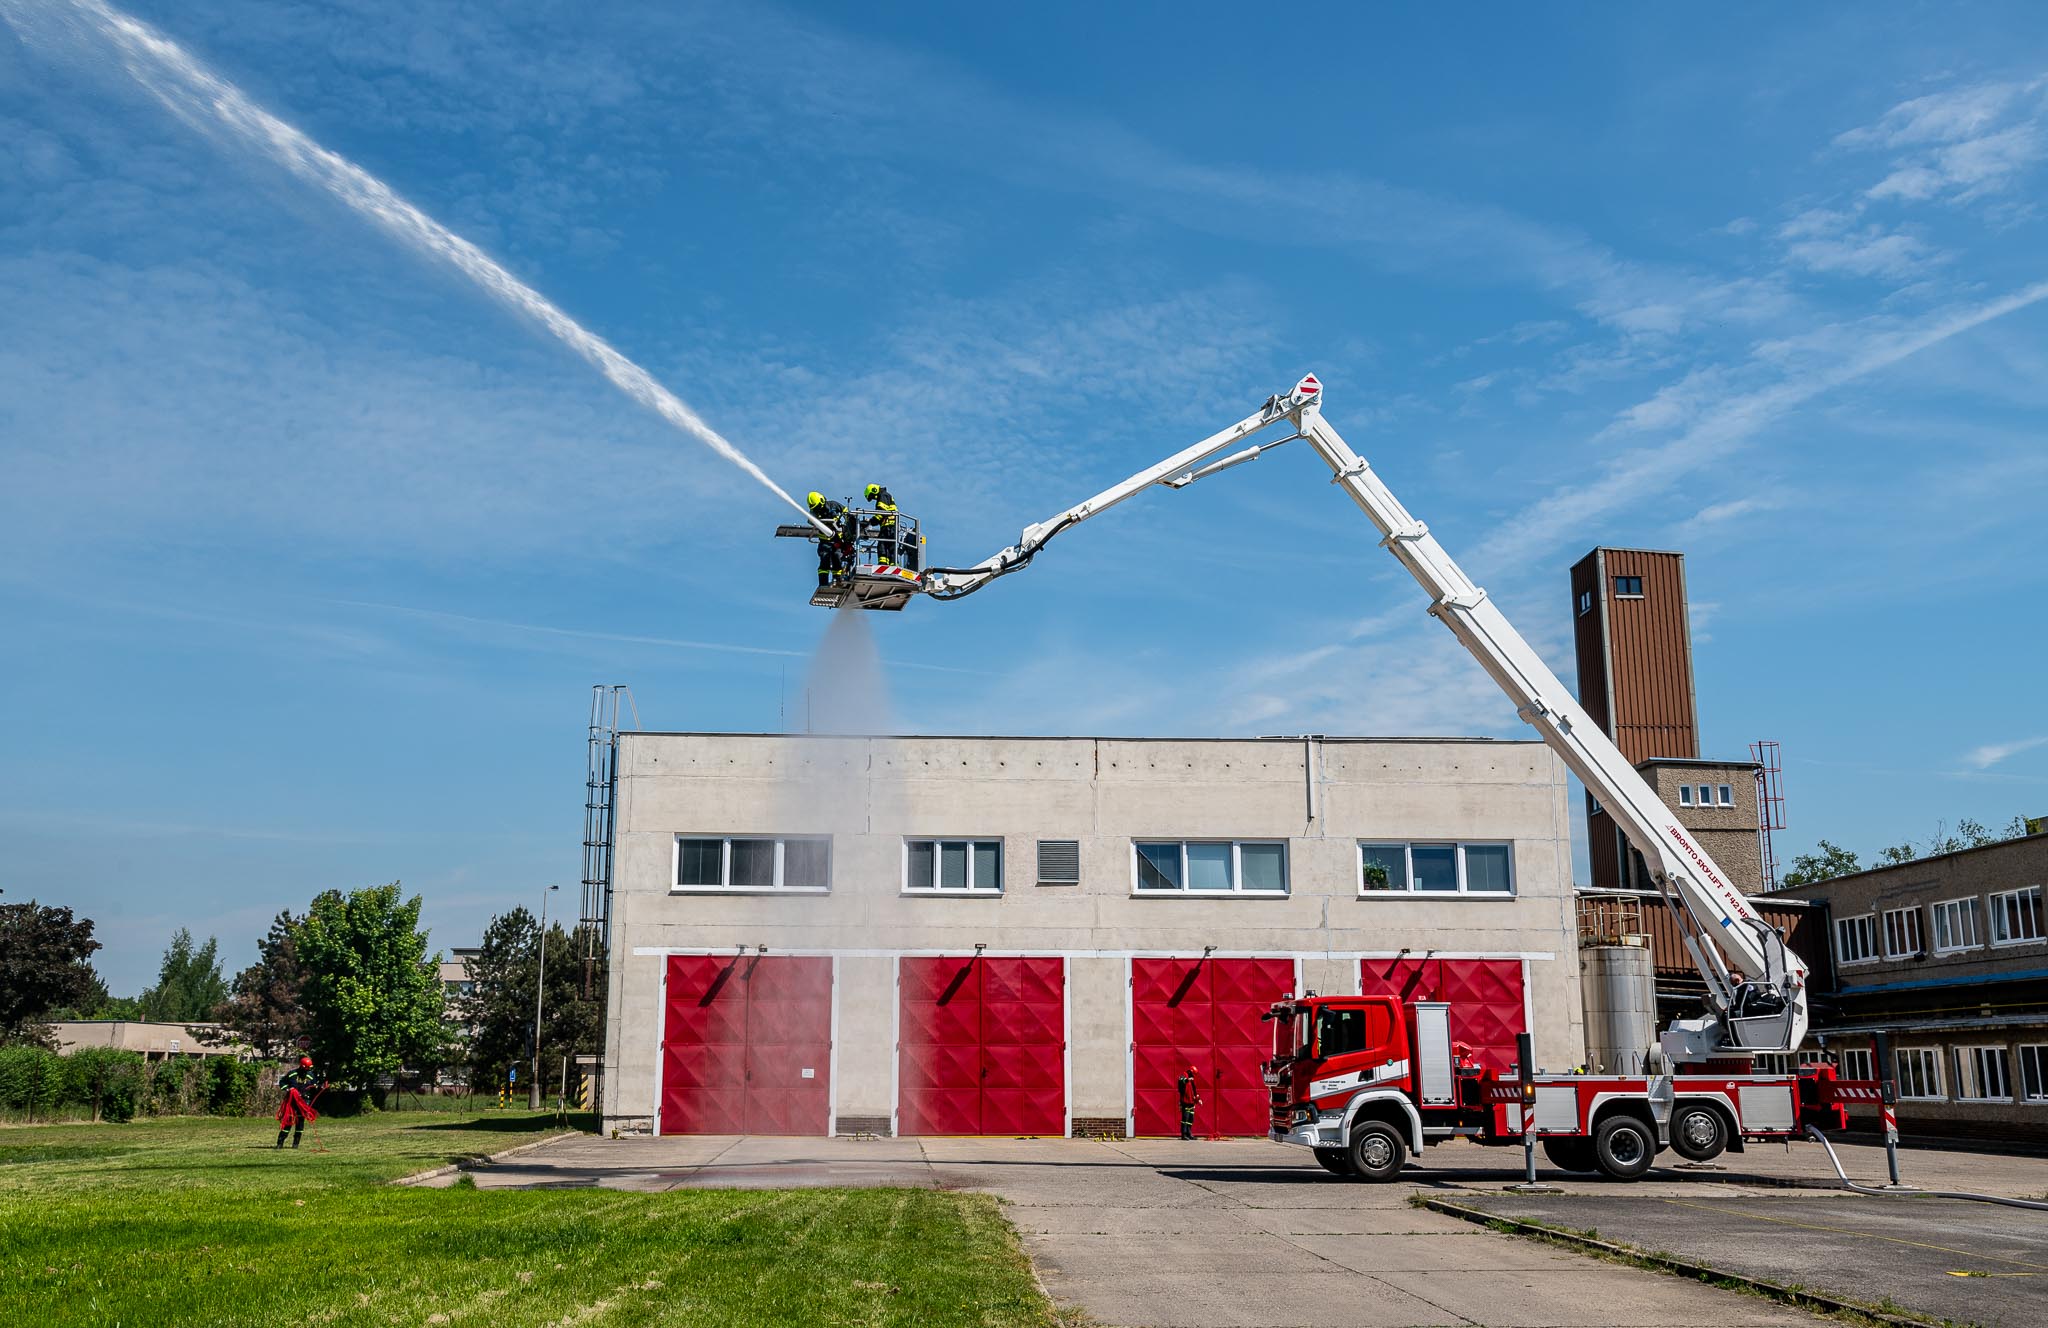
[1271,1110,1346,1150]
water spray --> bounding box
[12,0,831,535]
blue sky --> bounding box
[3,2,2045,993]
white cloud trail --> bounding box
[18,0,826,531]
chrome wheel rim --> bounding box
[1358,1135,1394,1170]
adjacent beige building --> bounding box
[600,732,1583,1137]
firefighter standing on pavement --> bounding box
[277,1056,324,1150]
[1176,1065,1202,1141]
[806,492,853,589]
[863,484,898,565]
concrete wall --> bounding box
[601,733,1583,1133]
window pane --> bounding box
[1412,844,1458,892]
[1186,843,1232,891]
[730,838,775,888]
[1240,842,1287,892]
[1317,1007,1366,1058]
[1698,785,1713,806]
[972,840,1002,891]
[1463,844,1512,893]
[1136,842,1181,890]
[1718,785,1734,806]
[939,842,968,889]
[1360,844,1407,891]
[907,841,935,889]
[783,838,830,890]
[678,838,724,887]
[1678,786,1693,806]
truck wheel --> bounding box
[1346,1121,1406,1182]
[1592,1115,1655,1181]
[1669,1104,1728,1163]
[1540,1137,1596,1173]
[1313,1147,1356,1176]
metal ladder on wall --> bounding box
[579,684,636,1116]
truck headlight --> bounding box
[1290,1106,1315,1126]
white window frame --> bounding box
[1697,784,1714,807]
[1132,839,1290,895]
[1717,784,1735,807]
[1834,913,1879,965]
[1678,785,1695,807]
[1881,906,1923,960]
[1894,1046,1943,1100]
[2020,1045,2048,1104]
[1990,886,2044,946]
[1930,897,1983,954]
[1577,589,1594,617]
[1356,841,1516,897]
[1954,1045,2012,1103]
[1837,1047,1874,1082]
[672,835,831,893]
[903,838,1004,895]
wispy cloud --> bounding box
[1840,77,2048,205]
[1963,735,2048,770]
[1473,275,2048,569]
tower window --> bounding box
[1577,589,1593,616]
[1614,575,1644,598]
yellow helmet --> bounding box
[863,484,880,501]
[806,491,825,509]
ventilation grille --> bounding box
[1036,840,1081,885]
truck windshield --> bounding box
[1315,1007,1368,1059]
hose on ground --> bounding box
[1802,1125,2048,1212]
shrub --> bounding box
[65,1047,150,1122]
[203,1056,259,1115]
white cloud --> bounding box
[1840,77,2048,205]
[1777,207,1941,279]
[1963,735,2048,770]
[1473,276,2048,570]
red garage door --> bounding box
[898,956,1065,1136]
[661,954,832,1135]
[1132,957,1296,1137]
[1359,957,1525,1077]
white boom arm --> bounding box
[930,375,1807,1061]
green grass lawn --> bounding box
[0,1113,1059,1327]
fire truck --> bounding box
[816,375,1878,1179]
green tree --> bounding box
[137,929,228,1023]
[1780,839,1862,887]
[0,895,102,1047]
[214,910,307,1058]
[295,883,443,1087]
[462,908,606,1096]
[1875,843,1917,867]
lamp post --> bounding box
[530,884,558,1110]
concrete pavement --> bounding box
[433,1132,2028,1326]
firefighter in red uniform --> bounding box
[1176,1066,1201,1140]
[276,1055,324,1149]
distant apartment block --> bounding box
[1773,830,2048,1141]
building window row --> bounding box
[1890,1044,2048,1104]
[1359,842,1514,896]
[1677,783,1735,808]
[676,836,832,892]
[672,835,1523,899]
[1838,886,2043,962]
[905,839,1004,893]
[1758,1044,2047,1105]
[1134,840,1288,894]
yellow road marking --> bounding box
[1650,1198,2048,1273]
[1947,1270,2037,1278]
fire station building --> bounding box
[598,732,1584,1137]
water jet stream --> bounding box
[13,0,827,532]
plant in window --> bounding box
[1362,862,1389,891]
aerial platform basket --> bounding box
[776,505,928,612]
[811,562,923,611]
